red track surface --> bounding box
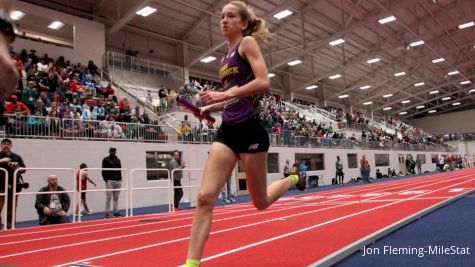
[0,169,474,267]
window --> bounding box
[267,153,280,173]
[416,154,426,164]
[145,151,178,180]
[295,153,324,171]
[375,154,390,167]
[347,154,358,169]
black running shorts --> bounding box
[215,118,270,155]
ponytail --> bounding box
[229,1,270,43]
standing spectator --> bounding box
[75,163,96,215]
[282,159,290,178]
[0,139,26,229]
[102,147,122,218]
[158,87,167,110]
[21,81,38,112]
[168,150,185,211]
[415,157,422,174]
[35,174,70,225]
[221,176,235,203]
[299,160,308,182]
[360,155,371,183]
[335,156,344,185]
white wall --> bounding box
[12,1,105,66]
[409,109,475,133]
[6,138,445,223]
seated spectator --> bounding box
[92,101,106,121]
[94,76,104,97]
[38,91,52,108]
[35,174,70,225]
[104,83,116,100]
[6,95,31,115]
[35,99,48,117]
[59,101,70,118]
[376,169,383,179]
[81,103,92,120]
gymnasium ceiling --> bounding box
[20,0,475,119]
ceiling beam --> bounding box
[108,0,152,36]
[180,0,227,40]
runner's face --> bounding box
[221,4,246,38]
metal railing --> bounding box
[0,115,457,152]
[11,168,76,229]
[0,168,8,230]
[129,168,171,216]
[78,168,129,222]
[104,51,184,81]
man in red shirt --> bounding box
[5,95,30,115]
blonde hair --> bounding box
[228,1,270,43]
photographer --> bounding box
[35,174,70,225]
[0,138,26,229]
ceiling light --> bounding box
[470,89,475,93]
[432,58,445,63]
[306,85,318,90]
[329,39,345,46]
[338,94,349,99]
[399,111,408,115]
[48,21,64,30]
[367,58,380,64]
[363,101,373,105]
[428,110,437,113]
[447,70,459,76]
[414,82,425,87]
[360,85,371,90]
[383,107,392,111]
[416,105,425,109]
[136,6,157,17]
[409,40,425,47]
[274,9,293,20]
[458,21,474,29]
[329,74,342,79]
[452,102,461,106]
[287,59,302,66]
[401,100,411,104]
[200,56,216,63]
[429,90,439,94]
[378,16,396,24]
[268,73,275,78]
[383,94,393,98]
[394,71,406,77]
[10,10,25,21]
[442,97,451,101]
[460,80,471,85]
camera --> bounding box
[18,182,29,190]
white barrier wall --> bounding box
[12,1,105,66]
[5,138,447,223]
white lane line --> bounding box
[54,173,474,267]
[196,178,475,265]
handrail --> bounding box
[129,168,171,216]
[0,168,8,230]
[12,168,76,229]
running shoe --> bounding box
[289,167,306,191]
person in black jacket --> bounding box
[35,174,70,225]
[102,147,122,218]
[0,138,26,229]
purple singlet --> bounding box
[219,42,261,124]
